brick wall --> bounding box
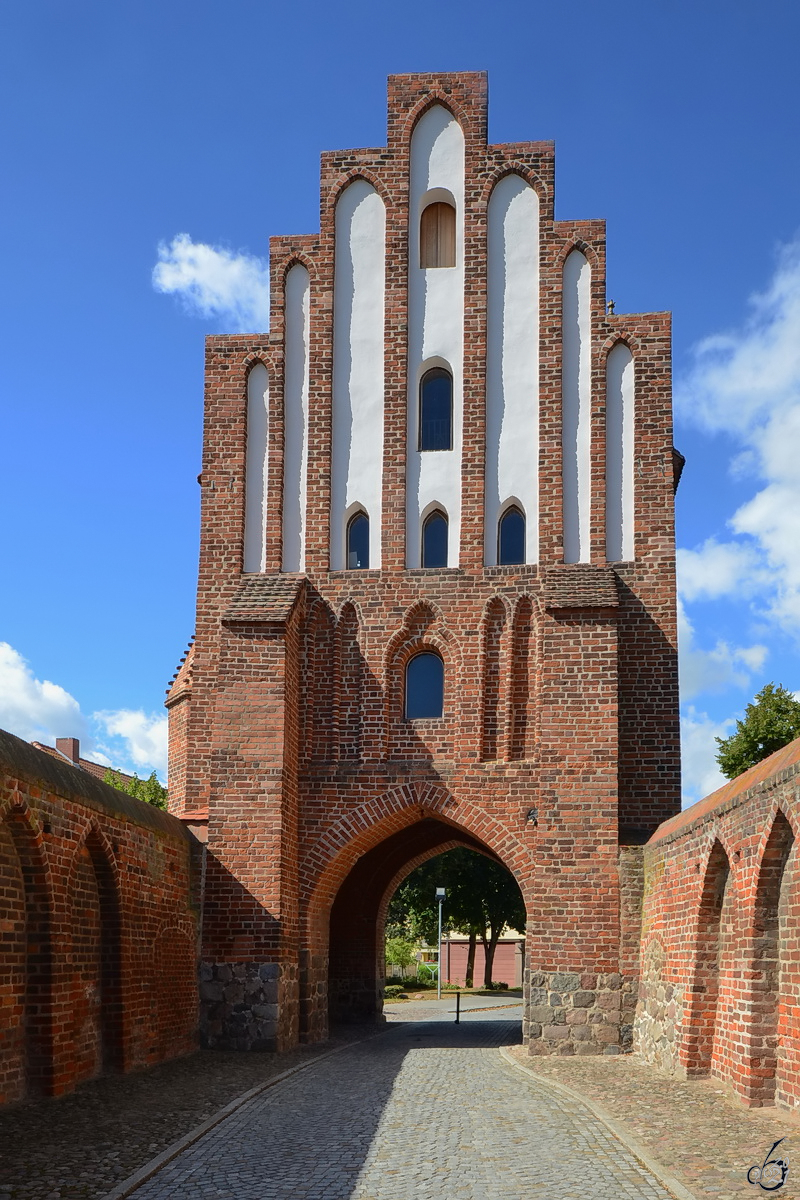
[0,731,199,1106]
[635,738,800,1110]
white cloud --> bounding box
[153,232,269,332]
[678,598,767,700]
[676,236,800,635]
[681,706,732,808]
[677,538,765,603]
[93,709,168,776]
[0,642,85,744]
[0,641,168,781]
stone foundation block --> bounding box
[524,966,625,1055]
[200,961,290,1051]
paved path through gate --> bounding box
[123,1004,683,1200]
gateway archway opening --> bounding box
[325,817,524,1028]
[385,847,526,993]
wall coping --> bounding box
[649,735,800,847]
[0,727,193,842]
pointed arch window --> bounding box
[419,368,452,451]
[346,511,369,569]
[498,506,525,565]
[422,509,448,568]
[420,201,456,268]
[405,651,444,719]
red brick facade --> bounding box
[635,738,800,1110]
[0,731,198,1105]
[168,72,681,1056]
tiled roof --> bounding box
[30,742,135,786]
[651,734,800,844]
[543,565,619,611]
[223,575,304,624]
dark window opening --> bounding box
[405,651,444,719]
[422,510,448,568]
[498,506,525,565]
[419,368,452,452]
[347,512,369,569]
[420,201,456,268]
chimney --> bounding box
[56,737,80,764]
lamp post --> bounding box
[435,887,446,1000]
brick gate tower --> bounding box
[167,72,680,1055]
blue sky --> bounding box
[1,1,799,800]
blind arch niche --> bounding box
[605,343,635,561]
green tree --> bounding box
[715,683,800,780]
[103,769,168,810]
[385,936,417,973]
[387,848,525,988]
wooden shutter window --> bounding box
[420,202,456,268]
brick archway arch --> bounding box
[303,781,528,926]
[298,784,528,1043]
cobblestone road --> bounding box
[128,1006,679,1200]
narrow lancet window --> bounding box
[405,652,444,719]
[346,511,369,569]
[422,510,448,568]
[498,506,525,566]
[420,201,456,268]
[419,368,452,451]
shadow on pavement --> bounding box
[128,1018,524,1199]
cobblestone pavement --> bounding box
[0,1030,376,1200]
[4,998,798,1200]
[128,1007,678,1200]
[508,1047,800,1200]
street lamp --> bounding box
[435,887,446,1000]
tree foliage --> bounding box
[103,769,168,810]
[715,683,800,780]
[385,936,416,971]
[386,848,525,987]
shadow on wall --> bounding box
[614,576,680,841]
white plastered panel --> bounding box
[282,263,310,572]
[605,343,635,561]
[562,250,592,563]
[407,105,464,568]
[485,174,540,564]
[244,362,269,572]
[331,179,386,570]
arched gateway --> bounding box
[167,72,680,1057]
